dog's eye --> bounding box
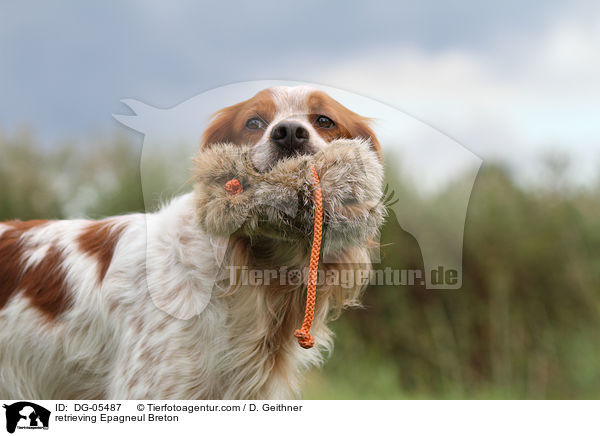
[315,115,335,129]
[245,118,266,130]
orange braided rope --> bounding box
[294,164,323,349]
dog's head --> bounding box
[201,86,381,171]
[195,87,384,343]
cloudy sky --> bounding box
[1,1,599,184]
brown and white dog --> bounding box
[0,86,381,399]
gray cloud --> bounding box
[0,0,588,142]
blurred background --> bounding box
[1,1,599,398]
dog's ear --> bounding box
[201,104,240,148]
[347,117,382,161]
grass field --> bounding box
[2,131,599,399]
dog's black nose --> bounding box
[270,121,309,154]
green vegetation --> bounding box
[307,164,600,399]
[1,130,599,399]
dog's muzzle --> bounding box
[269,120,314,159]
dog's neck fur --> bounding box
[145,192,333,398]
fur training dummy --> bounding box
[194,138,386,257]
[193,138,386,348]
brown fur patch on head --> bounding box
[307,90,382,159]
[77,220,126,282]
[201,89,276,148]
[0,220,71,320]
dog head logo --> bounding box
[3,402,50,433]
[114,80,482,319]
